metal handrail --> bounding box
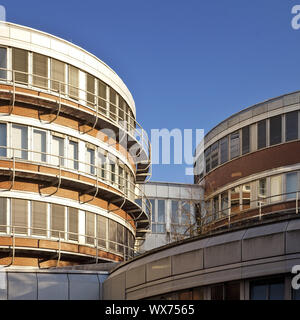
[201,190,300,230]
[0,146,152,222]
[0,68,151,170]
[0,223,137,262]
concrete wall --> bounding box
[0,268,108,300]
[103,217,300,300]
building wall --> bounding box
[138,182,203,252]
[0,268,108,300]
[103,216,300,300]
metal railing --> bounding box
[0,68,151,178]
[0,224,137,265]
[200,190,300,232]
[0,146,152,223]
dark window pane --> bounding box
[158,200,165,223]
[293,289,300,300]
[210,142,219,169]
[269,282,284,300]
[286,111,298,142]
[32,201,47,236]
[211,285,224,300]
[242,126,250,155]
[205,147,211,173]
[0,198,6,232]
[230,131,240,159]
[12,48,28,84]
[33,53,48,88]
[270,115,282,146]
[225,282,240,300]
[0,123,7,157]
[0,47,7,79]
[220,136,228,164]
[257,120,266,149]
[251,284,267,300]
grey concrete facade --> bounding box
[0,267,108,300]
[138,182,202,252]
[103,216,300,300]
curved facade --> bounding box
[104,92,300,300]
[0,22,151,267]
[194,91,300,234]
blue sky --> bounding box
[1,0,300,183]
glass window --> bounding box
[286,111,298,142]
[12,48,28,84]
[110,163,116,184]
[68,207,78,241]
[51,59,65,93]
[242,126,250,155]
[221,192,229,216]
[213,196,219,220]
[211,285,224,300]
[0,47,7,80]
[257,120,267,149]
[171,200,179,224]
[270,115,282,146]
[68,140,78,170]
[109,219,117,251]
[258,178,267,204]
[210,142,219,169]
[286,172,298,200]
[51,204,65,239]
[242,184,251,210]
[11,199,28,235]
[86,147,95,175]
[292,288,300,300]
[230,187,240,214]
[0,123,7,157]
[117,223,124,254]
[98,80,107,115]
[225,282,240,300]
[85,212,95,245]
[250,283,267,300]
[97,215,107,249]
[32,201,47,236]
[0,198,7,233]
[118,96,125,123]
[181,202,191,226]
[205,147,211,173]
[12,124,28,159]
[150,199,156,222]
[32,53,48,88]
[109,88,117,121]
[98,149,106,180]
[158,200,165,223]
[33,129,46,162]
[68,66,79,99]
[86,73,95,106]
[250,278,284,300]
[52,135,64,166]
[270,175,282,203]
[230,131,240,159]
[220,136,228,164]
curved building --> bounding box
[0,22,151,268]
[194,91,300,233]
[104,91,300,300]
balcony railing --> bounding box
[0,224,137,265]
[200,190,300,233]
[0,146,152,224]
[0,68,151,180]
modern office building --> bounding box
[138,181,202,252]
[104,91,300,300]
[0,22,151,268]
